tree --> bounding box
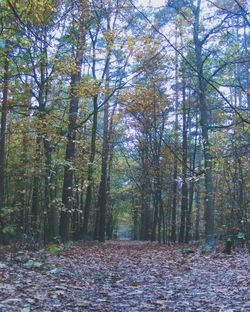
[59,0,88,243]
[0,44,9,243]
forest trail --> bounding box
[0,241,249,311]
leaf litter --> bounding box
[0,241,249,311]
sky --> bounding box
[138,0,166,8]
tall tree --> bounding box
[0,47,9,242]
[59,1,88,242]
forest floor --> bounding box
[0,241,249,312]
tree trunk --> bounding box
[179,77,187,243]
[83,95,98,237]
[97,92,110,242]
[195,184,201,241]
[59,14,85,242]
[171,46,179,242]
[0,52,9,242]
[141,176,151,241]
[105,104,116,240]
[185,104,197,243]
[185,181,194,243]
[31,135,43,237]
[151,177,159,242]
[193,1,214,244]
[97,29,111,241]
[44,138,57,241]
[97,101,109,242]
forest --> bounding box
[0,0,250,311]
[0,0,250,247]
[1,0,249,247]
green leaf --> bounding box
[48,244,59,254]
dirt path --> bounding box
[0,241,249,311]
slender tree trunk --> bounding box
[185,104,197,243]
[171,160,178,242]
[83,29,100,238]
[140,143,151,241]
[18,131,29,235]
[161,197,166,244]
[105,104,116,240]
[31,134,42,236]
[44,138,57,241]
[179,78,187,243]
[151,176,159,241]
[171,45,179,242]
[0,52,9,242]
[185,182,194,243]
[195,184,201,241]
[143,181,151,241]
[132,195,139,240]
[193,2,214,244]
[59,14,85,242]
[140,163,151,241]
[30,30,50,242]
[97,101,109,242]
[83,95,98,237]
[97,28,112,241]
[152,87,165,243]
[157,175,164,243]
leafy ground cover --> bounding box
[0,241,249,311]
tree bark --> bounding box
[59,12,85,242]
[83,28,99,238]
[97,99,109,242]
[179,77,187,243]
[193,0,214,244]
[195,184,201,241]
[0,52,9,242]
[171,46,179,242]
[83,95,98,237]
